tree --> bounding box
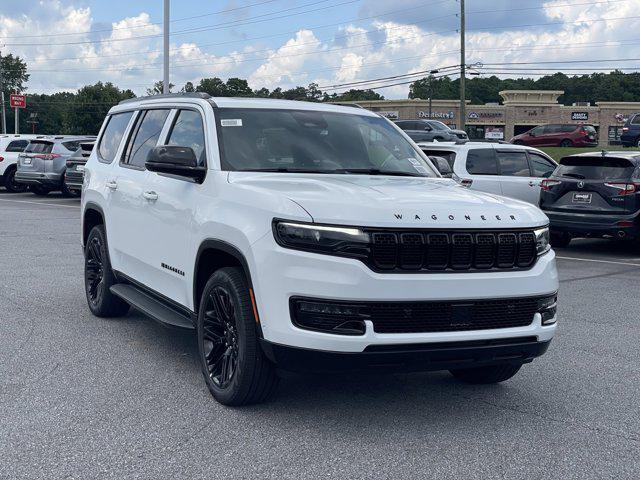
[225,78,253,97]
[196,77,228,96]
[146,80,174,96]
[0,53,29,95]
[328,89,384,102]
[182,81,195,93]
[67,82,135,135]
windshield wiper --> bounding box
[561,173,586,179]
[333,168,424,177]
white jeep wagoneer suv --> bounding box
[81,94,558,405]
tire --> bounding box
[450,363,522,384]
[3,166,28,193]
[30,185,51,196]
[560,139,573,148]
[84,225,130,317]
[550,231,571,248]
[197,267,278,406]
[61,176,80,198]
[636,137,640,148]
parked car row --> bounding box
[510,124,598,147]
[0,134,94,196]
[419,142,640,247]
[395,119,468,143]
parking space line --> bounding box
[0,198,79,209]
[557,255,640,267]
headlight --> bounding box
[534,226,551,256]
[273,220,370,258]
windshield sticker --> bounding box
[221,119,243,127]
[407,158,421,166]
[413,165,429,174]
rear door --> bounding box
[541,156,638,215]
[464,147,503,195]
[496,149,539,203]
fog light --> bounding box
[537,294,557,325]
[292,299,366,335]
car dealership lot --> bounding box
[1,191,638,479]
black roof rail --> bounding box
[118,92,211,105]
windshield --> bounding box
[216,108,437,177]
[556,156,636,180]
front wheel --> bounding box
[4,167,28,193]
[197,267,278,406]
[450,363,522,384]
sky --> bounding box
[0,0,639,98]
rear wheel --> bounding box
[84,225,130,317]
[636,137,640,147]
[450,363,522,384]
[560,139,573,148]
[197,267,278,406]
[30,185,51,196]
[550,231,571,248]
[3,166,28,193]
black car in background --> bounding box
[539,151,640,246]
[395,120,459,143]
[63,141,94,195]
[620,113,640,147]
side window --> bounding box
[496,151,530,177]
[543,125,561,134]
[466,149,498,175]
[561,125,577,133]
[631,115,640,125]
[396,121,410,130]
[166,110,206,166]
[529,126,544,135]
[98,111,134,163]
[123,109,170,168]
[529,152,557,177]
[5,140,28,152]
[62,141,80,151]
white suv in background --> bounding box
[82,94,558,406]
[0,134,40,192]
[418,142,558,204]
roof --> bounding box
[115,94,379,117]
[563,150,640,159]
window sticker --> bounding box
[221,119,243,127]
[407,158,421,166]
[413,165,429,174]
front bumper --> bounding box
[250,234,559,353]
[544,209,640,237]
[14,171,63,187]
[261,337,551,373]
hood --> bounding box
[228,172,548,228]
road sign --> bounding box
[10,94,26,109]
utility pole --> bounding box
[0,50,6,134]
[163,0,170,94]
[428,69,439,118]
[459,0,466,132]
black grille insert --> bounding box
[365,229,538,272]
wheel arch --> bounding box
[193,240,259,323]
[83,202,106,248]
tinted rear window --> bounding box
[466,148,498,175]
[24,141,53,154]
[5,140,29,152]
[62,141,81,151]
[557,156,636,180]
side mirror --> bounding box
[431,156,453,177]
[145,146,206,183]
[424,125,432,131]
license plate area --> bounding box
[23,158,32,165]
[572,192,592,204]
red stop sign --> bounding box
[10,94,26,108]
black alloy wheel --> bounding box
[84,225,129,317]
[202,285,240,389]
[197,267,278,406]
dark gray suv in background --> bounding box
[395,120,460,143]
[15,136,95,196]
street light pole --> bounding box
[428,69,439,119]
[163,0,170,94]
[459,0,466,131]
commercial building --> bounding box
[350,90,640,146]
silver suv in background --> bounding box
[15,136,95,196]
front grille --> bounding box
[290,296,544,335]
[368,229,537,272]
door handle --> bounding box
[143,191,158,201]
[528,181,538,187]
[106,180,117,190]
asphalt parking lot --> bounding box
[1,190,638,480]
